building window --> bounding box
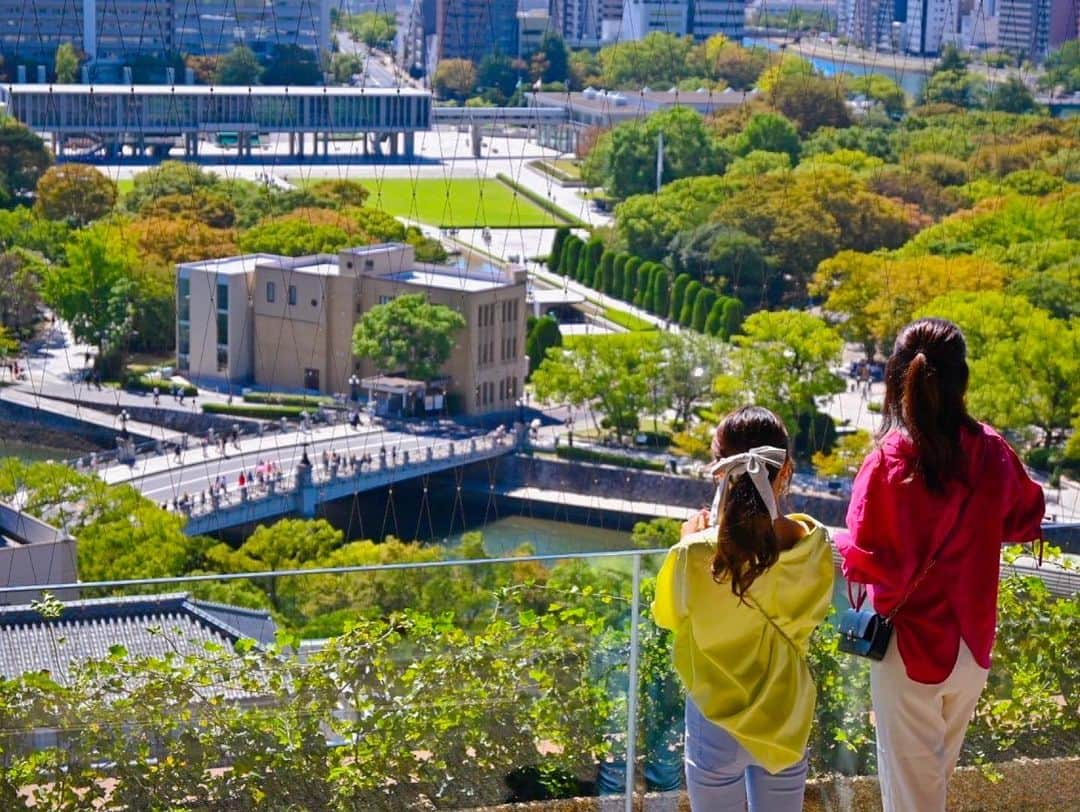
[266,281,276,303]
[364,259,374,269]
[217,347,228,371]
[217,312,229,344]
[379,295,393,305]
[178,276,190,322]
[288,285,298,306]
[177,354,189,372]
[216,281,229,311]
[178,324,190,354]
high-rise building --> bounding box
[618,0,689,40]
[436,0,518,62]
[400,0,438,76]
[1047,0,1077,47]
[901,0,960,54]
[0,0,329,68]
[841,0,894,47]
[688,0,747,41]
[998,0,1051,59]
[549,0,624,45]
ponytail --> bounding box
[707,406,790,600]
[712,474,781,601]
[882,319,978,492]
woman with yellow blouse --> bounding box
[653,406,834,810]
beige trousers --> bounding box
[870,635,989,812]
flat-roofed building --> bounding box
[176,254,269,388]
[529,86,758,151]
[180,243,527,415]
[0,501,78,606]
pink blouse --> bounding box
[836,423,1045,684]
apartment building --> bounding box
[689,0,747,41]
[998,0,1052,59]
[0,0,328,65]
[902,0,961,54]
[178,244,528,416]
[436,0,518,62]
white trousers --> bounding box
[871,636,989,812]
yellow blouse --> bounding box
[652,514,834,773]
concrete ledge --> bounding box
[465,757,1079,811]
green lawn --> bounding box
[116,178,134,198]
[321,177,562,228]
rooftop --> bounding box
[0,593,277,685]
[531,88,757,116]
[178,254,282,276]
[385,267,511,292]
[3,83,431,98]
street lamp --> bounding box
[348,374,360,401]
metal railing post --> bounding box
[625,552,641,812]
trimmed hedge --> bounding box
[125,375,197,397]
[243,392,334,408]
[203,402,308,419]
[555,445,667,472]
[495,173,589,228]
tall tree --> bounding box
[0,249,44,336]
[669,273,691,322]
[41,224,138,359]
[917,292,1078,447]
[262,44,321,85]
[34,164,117,226]
[721,310,844,437]
[656,331,726,426]
[531,335,661,441]
[215,44,263,85]
[0,122,52,207]
[433,59,477,101]
[352,293,466,381]
[533,32,569,83]
[525,314,562,374]
[548,226,570,274]
[54,41,79,82]
[605,107,725,199]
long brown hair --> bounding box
[880,318,979,492]
[710,406,790,600]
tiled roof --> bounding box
[0,592,276,685]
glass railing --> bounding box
[0,543,1075,810]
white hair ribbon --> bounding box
[706,445,788,524]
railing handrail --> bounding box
[0,547,671,595]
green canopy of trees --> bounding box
[352,293,466,381]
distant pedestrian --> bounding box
[153,387,160,406]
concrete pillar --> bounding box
[470,124,481,158]
[362,132,369,156]
[389,132,398,156]
[322,131,329,156]
[294,460,315,517]
[404,131,414,157]
[298,132,305,158]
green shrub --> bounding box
[125,374,197,397]
[203,402,307,419]
[243,392,334,408]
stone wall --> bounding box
[487,455,850,527]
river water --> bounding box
[0,439,81,464]
[748,36,928,96]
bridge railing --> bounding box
[176,428,514,520]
